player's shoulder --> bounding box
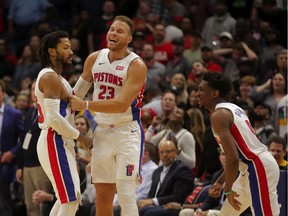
[86,50,101,62]
[211,107,233,122]
[130,55,147,71]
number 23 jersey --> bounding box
[91,48,145,125]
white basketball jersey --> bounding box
[212,103,267,163]
[35,68,75,130]
[91,48,145,125]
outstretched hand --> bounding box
[69,95,86,111]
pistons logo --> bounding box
[126,164,134,176]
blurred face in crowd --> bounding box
[272,73,286,93]
[253,104,270,121]
[180,17,192,34]
[219,37,233,48]
[192,61,205,77]
[268,142,286,164]
[239,82,252,98]
[102,0,115,15]
[277,53,287,70]
[75,117,89,134]
[161,92,176,114]
[170,73,186,91]
[29,35,40,49]
[201,48,213,62]
[169,108,184,125]
[154,24,166,42]
[15,94,29,111]
[159,140,178,166]
[142,44,154,61]
[189,90,199,107]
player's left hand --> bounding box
[69,95,85,111]
[226,191,241,211]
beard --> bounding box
[56,52,71,65]
[252,112,266,121]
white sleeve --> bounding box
[44,98,80,140]
[73,76,92,99]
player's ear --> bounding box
[127,35,132,43]
[213,89,220,98]
[48,48,55,57]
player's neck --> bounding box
[50,64,62,75]
[108,49,130,63]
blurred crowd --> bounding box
[0,0,287,216]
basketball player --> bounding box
[70,15,147,216]
[35,30,91,216]
[197,72,280,216]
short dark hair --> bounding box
[113,15,134,35]
[202,72,233,98]
[267,135,286,151]
[38,30,70,67]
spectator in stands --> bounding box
[234,75,256,108]
[74,115,93,165]
[0,80,24,216]
[274,49,287,76]
[138,139,194,216]
[149,0,187,26]
[276,94,288,138]
[250,72,287,128]
[187,60,207,89]
[252,101,277,144]
[233,18,260,54]
[142,86,163,117]
[7,0,51,56]
[12,44,41,90]
[201,0,236,45]
[165,37,191,82]
[267,136,288,169]
[213,41,258,83]
[169,73,189,109]
[146,107,196,170]
[131,31,147,57]
[14,92,30,115]
[183,31,202,64]
[201,44,222,73]
[146,90,177,135]
[186,108,206,176]
[256,29,285,83]
[153,23,174,65]
[179,16,194,50]
[141,108,157,133]
[164,148,226,215]
[0,37,17,79]
[141,43,166,92]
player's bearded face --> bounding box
[56,51,72,65]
